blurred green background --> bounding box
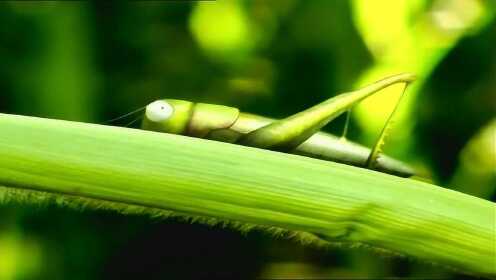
[0,1,494,279]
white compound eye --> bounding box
[145,100,174,122]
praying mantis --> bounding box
[134,73,416,177]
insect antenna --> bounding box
[124,115,144,128]
[104,106,146,125]
[366,82,411,169]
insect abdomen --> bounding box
[228,113,414,177]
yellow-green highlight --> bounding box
[350,0,494,155]
[0,229,42,280]
[189,0,254,61]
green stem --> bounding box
[0,113,494,277]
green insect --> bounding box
[135,73,416,177]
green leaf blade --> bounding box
[0,113,494,277]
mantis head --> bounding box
[141,99,194,134]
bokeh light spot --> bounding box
[189,0,253,60]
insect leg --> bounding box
[237,73,416,151]
[340,108,352,141]
[366,82,410,169]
